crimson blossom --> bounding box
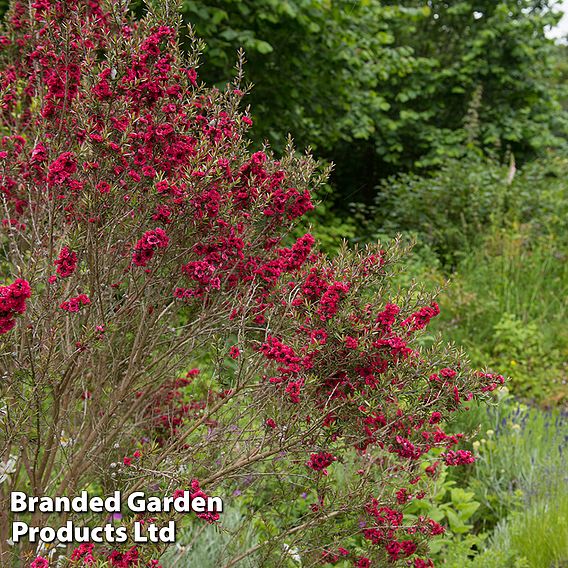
[0,1,503,566]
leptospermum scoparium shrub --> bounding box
[0,1,505,566]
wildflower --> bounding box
[317,281,350,321]
[345,336,358,349]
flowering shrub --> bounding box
[0,1,503,566]
[0,278,31,333]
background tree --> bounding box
[123,0,568,204]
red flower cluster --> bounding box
[54,246,78,277]
[376,303,400,329]
[70,542,95,563]
[108,546,139,567]
[401,302,440,332]
[142,372,202,445]
[173,479,220,523]
[47,152,77,186]
[0,278,31,334]
[321,547,350,564]
[317,281,350,321]
[67,543,162,567]
[361,500,445,562]
[442,449,475,466]
[478,372,506,392]
[306,451,336,472]
[414,559,434,568]
[59,293,90,313]
[132,228,169,267]
[182,260,218,289]
[385,539,417,562]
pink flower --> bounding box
[285,380,302,403]
[96,181,111,194]
[47,152,77,185]
[317,281,350,321]
[429,411,442,424]
[402,302,440,332]
[310,329,327,344]
[71,543,95,562]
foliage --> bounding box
[431,229,568,402]
[293,180,359,254]
[361,150,568,266]
[479,481,568,568]
[428,399,568,567]
[365,153,510,265]
[405,454,481,540]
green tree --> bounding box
[165,0,566,203]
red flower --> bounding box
[310,329,328,344]
[307,451,336,472]
[108,546,139,567]
[47,152,77,186]
[344,336,358,349]
[71,543,95,562]
[54,247,77,278]
[132,228,169,267]
[285,380,302,403]
[96,180,111,194]
[401,302,440,332]
[60,293,90,313]
[443,449,475,466]
[0,279,31,335]
[317,281,350,321]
